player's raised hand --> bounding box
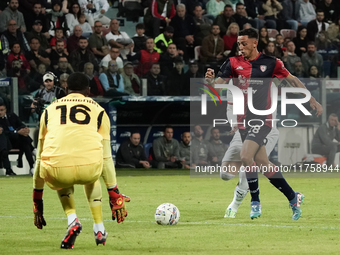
[309,97,323,117]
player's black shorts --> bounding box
[239,125,271,147]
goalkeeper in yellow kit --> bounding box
[32,72,129,249]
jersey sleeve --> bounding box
[217,59,232,78]
[273,58,289,79]
[97,110,111,141]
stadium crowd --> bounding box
[0,0,340,174]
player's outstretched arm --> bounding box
[285,73,323,116]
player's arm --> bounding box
[33,110,48,229]
[285,73,323,116]
[98,111,130,223]
[205,59,231,94]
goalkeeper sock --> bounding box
[67,213,77,226]
[228,185,248,212]
[93,222,105,234]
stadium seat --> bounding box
[144,143,153,158]
[267,29,279,40]
[194,46,201,61]
[280,29,296,40]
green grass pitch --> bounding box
[1,170,340,254]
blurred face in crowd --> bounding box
[30,38,40,51]
[318,32,326,42]
[37,64,46,75]
[33,23,43,33]
[294,61,303,73]
[56,41,65,53]
[33,3,42,15]
[94,21,102,34]
[124,64,134,76]
[110,48,120,60]
[74,26,83,37]
[223,6,233,18]
[167,44,177,56]
[56,29,63,39]
[182,132,191,145]
[0,105,6,118]
[60,77,68,89]
[175,61,184,72]
[9,0,19,11]
[108,60,118,73]
[211,25,220,36]
[130,133,141,146]
[236,4,245,16]
[189,63,198,74]
[177,7,186,18]
[328,115,338,127]
[136,27,145,37]
[150,64,160,76]
[276,35,283,45]
[164,128,173,141]
[12,43,21,55]
[146,38,155,51]
[164,31,173,39]
[79,39,88,50]
[84,64,94,76]
[53,3,61,12]
[79,15,86,24]
[211,128,220,141]
[287,41,295,53]
[260,27,267,38]
[72,4,80,14]
[11,60,22,72]
[193,6,203,19]
[229,24,238,35]
[307,44,316,56]
[110,19,119,32]
[266,42,275,53]
[8,20,17,34]
[194,125,203,138]
[310,66,318,76]
[58,57,68,70]
[316,11,324,22]
[44,78,54,90]
[299,28,307,38]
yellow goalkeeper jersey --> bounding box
[38,93,111,167]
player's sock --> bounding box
[238,166,249,190]
[229,185,248,212]
[67,213,77,226]
[93,222,105,234]
[57,186,76,219]
[264,164,295,201]
[246,162,260,202]
[84,180,104,224]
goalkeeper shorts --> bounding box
[40,160,103,190]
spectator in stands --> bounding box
[59,73,69,90]
[99,60,125,95]
[311,113,340,167]
[193,4,212,46]
[106,19,134,59]
[1,20,30,57]
[262,0,284,30]
[282,41,301,74]
[159,43,183,77]
[154,26,174,54]
[206,0,225,18]
[26,20,50,52]
[244,0,275,29]
[299,0,316,27]
[166,58,187,96]
[279,0,299,31]
[0,0,26,33]
[78,13,92,35]
[69,36,97,72]
[275,33,284,57]
[258,26,269,53]
[223,22,239,51]
[27,63,46,92]
[233,3,253,30]
[50,39,68,69]
[293,60,304,77]
[153,125,182,169]
[46,0,69,37]
[50,27,67,52]
[89,21,109,61]
[208,127,227,165]
[65,2,81,34]
[301,42,324,77]
[170,4,195,61]
[307,10,329,43]
[145,63,166,96]
[318,0,339,24]
[179,131,192,169]
[83,62,104,96]
[67,25,83,54]
[100,46,124,71]
[0,1,8,12]
[213,5,235,37]
[200,24,225,64]
[116,131,151,168]
[121,62,140,96]
[293,26,308,57]
[128,38,160,77]
[327,17,340,43]
[191,124,209,166]
[132,23,148,53]
[143,0,176,37]
[6,42,30,73]
[0,99,35,173]
[52,56,74,78]
[78,0,111,26]
[185,60,204,83]
[315,31,336,56]
[7,58,30,94]
[308,65,321,78]
[25,37,50,71]
[25,3,48,35]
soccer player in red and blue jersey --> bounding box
[205,28,323,220]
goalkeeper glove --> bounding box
[33,189,46,229]
[108,186,130,223]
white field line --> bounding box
[0,215,339,230]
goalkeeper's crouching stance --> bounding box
[32,72,130,249]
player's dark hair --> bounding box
[238,28,258,40]
[136,23,145,30]
[164,125,173,132]
[67,72,89,91]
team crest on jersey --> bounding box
[260,65,267,72]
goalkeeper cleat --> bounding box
[250,201,261,219]
[224,208,237,218]
[94,231,108,246]
[60,219,82,249]
[290,192,304,221]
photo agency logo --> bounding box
[200,80,312,128]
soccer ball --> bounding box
[154,203,180,225]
